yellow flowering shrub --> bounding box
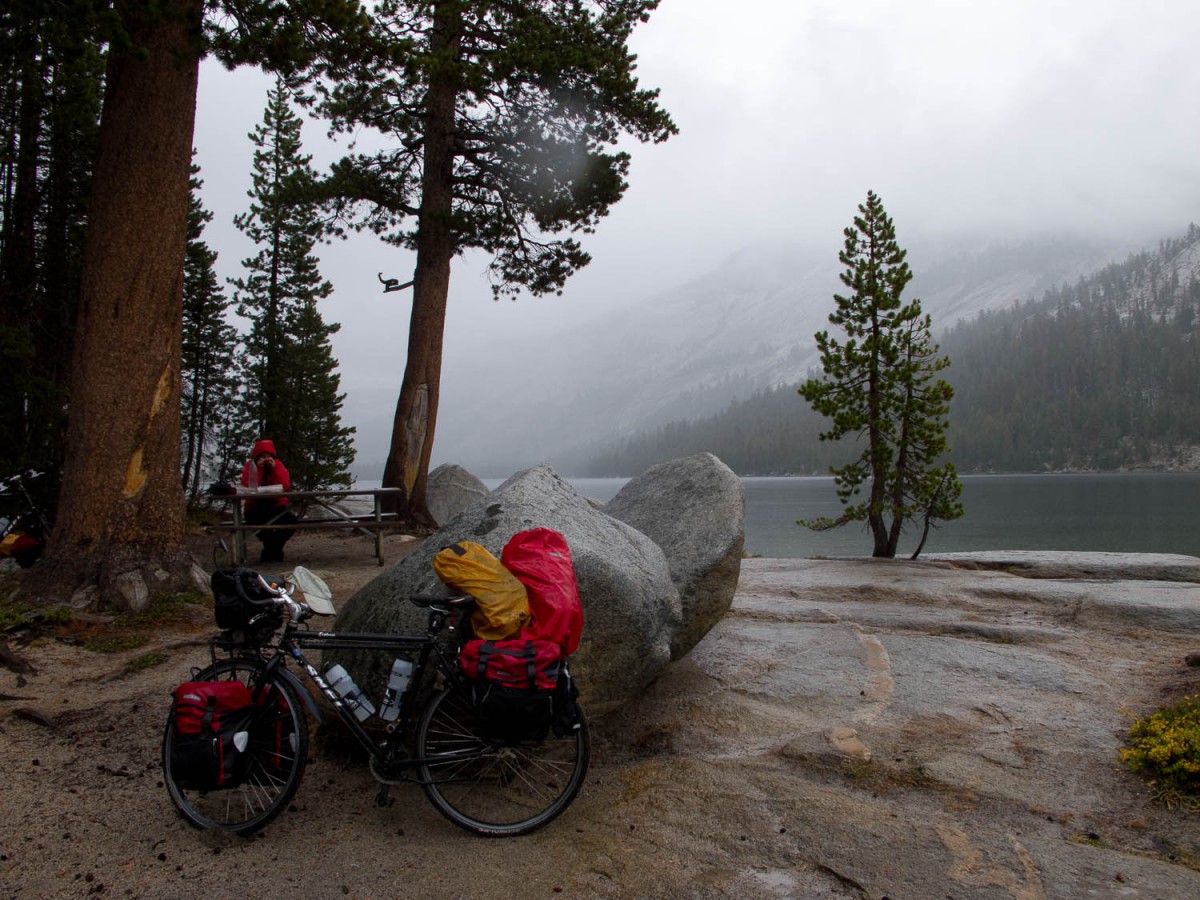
[1121,695,1200,798]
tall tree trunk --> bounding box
[886,416,909,558]
[380,1,459,529]
[867,338,891,557]
[19,0,201,609]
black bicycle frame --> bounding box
[253,607,474,775]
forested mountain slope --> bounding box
[435,234,1125,475]
[946,225,1200,471]
[584,225,1200,475]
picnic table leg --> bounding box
[232,503,246,565]
[373,494,384,566]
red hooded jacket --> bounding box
[241,439,291,509]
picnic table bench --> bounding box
[209,487,406,566]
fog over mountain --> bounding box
[420,232,1138,477]
[188,1,1200,482]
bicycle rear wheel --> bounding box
[162,658,308,835]
[416,687,589,837]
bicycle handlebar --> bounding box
[233,569,309,622]
[0,469,43,491]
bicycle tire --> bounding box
[415,686,589,837]
[162,658,308,835]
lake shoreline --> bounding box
[344,471,1200,559]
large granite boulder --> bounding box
[425,463,489,526]
[605,452,745,659]
[333,465,681,716]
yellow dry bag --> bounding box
[432,541,531,640]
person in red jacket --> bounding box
[240,439,297,563]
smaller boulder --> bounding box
[426,463,490,526]
[606,452,744,659]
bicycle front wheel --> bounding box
[416,687,589,837]
[162,658,309,835]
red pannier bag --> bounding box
[253,686,295,772]
[500,528,583,656]
[458,637,562,690]
[169,681,257,790]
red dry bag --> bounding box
[500,528,583,656]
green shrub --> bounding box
[1121,695,1200,806]
[0,599,74,630]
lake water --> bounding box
[492,473,1200,559]
[350,472,1200,559]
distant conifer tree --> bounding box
[0,7,103,475]
[274,297,355,489]
[232,79,353,488]
[181,157,245,501]
[799,191,963,558]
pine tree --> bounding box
[232,79,352,488]
[180,157,243,502]
[799,191,963,558]
[317,0,677,525]
[276,298,355,489]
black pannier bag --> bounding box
[169,681,258,790]
[460,638,561,745]
[211,568,281,640]
[474,664,581,745]
[474,681,554,745]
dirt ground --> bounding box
[3,535,1200,898]
[190,529,425,602]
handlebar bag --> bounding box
[169,681,257,790]
[500,529,583,655]
[433,541,530,641]
[211,568,282,633]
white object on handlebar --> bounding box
[292,566,336,616]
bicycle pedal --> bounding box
[374,786,393,808]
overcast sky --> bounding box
[192,0,1200,468]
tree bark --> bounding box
[379,1,459,529]
[19,0,201,608]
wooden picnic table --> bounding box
[209,487,406,566]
